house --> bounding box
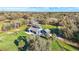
[26,19,51,37]
[26,24,51,37]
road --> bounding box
[57,37,79,48]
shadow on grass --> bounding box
[14,36,29,51]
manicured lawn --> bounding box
[56,39,78,51]
[42,25,57,29]
[51,39,78,51]
[0,30,78,51]
[0,33,18,51]
[42,25,63,29]
[52,39,65,51]
[0,31,29,51]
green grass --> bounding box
[52,39,65,51]
[0,31,29,51]
[0,31,78,51]
[42,25,57,29]
[0,33,18,51]
[42,24,63,29]
[56,39,78,51]
[51,39,78,51]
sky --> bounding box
[0,7,79,12]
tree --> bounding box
[2,23,11,31]
[61,15,79,42]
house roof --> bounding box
[29,26,42,32]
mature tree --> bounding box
[61,15,79,42]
